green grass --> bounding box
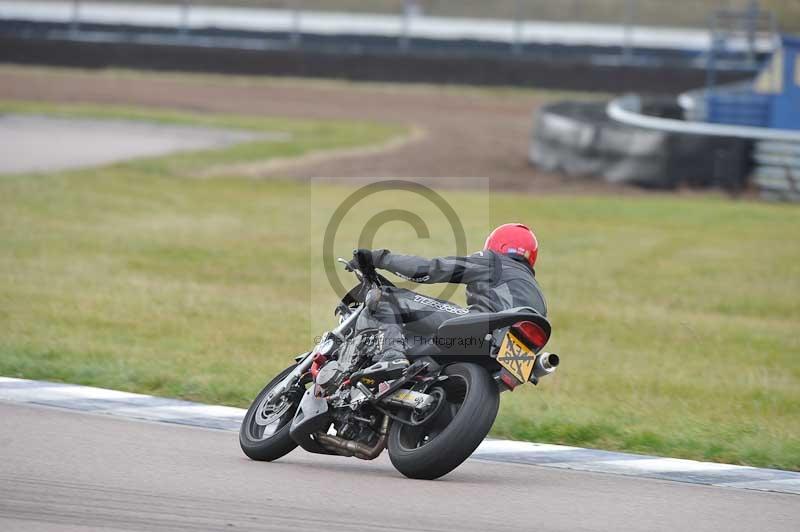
[1,100,799,471]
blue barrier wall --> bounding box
[706,35,800,130]
[770,36,800,130]
[707,92,771,127]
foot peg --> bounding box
[350,359,409,387]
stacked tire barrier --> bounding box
[530,100,751,191]
[680,86,800,202]
[752,140,800,201]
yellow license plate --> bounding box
[497,332,536,384]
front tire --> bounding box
[387,363,500,480]
[239,364,302,462]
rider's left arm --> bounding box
[370,249,495,284]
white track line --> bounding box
[1,376,797,495]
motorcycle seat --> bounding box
[405,307,550,359]
[436,307,550,343]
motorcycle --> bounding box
[239,250,560,479]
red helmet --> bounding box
[484,223,538,270]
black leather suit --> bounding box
[355,249,547,361]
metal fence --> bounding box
[10,0,784,65]
[38,0,800,36]
[45,1,800,32]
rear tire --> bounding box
[239,364,301,462]
[387,363,499,480]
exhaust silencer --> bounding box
[531,352,560,381]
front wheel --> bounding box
[387,363,500,480]
[239,364,303,462]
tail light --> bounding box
[511,321,549,350]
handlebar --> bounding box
[353,249,377,280]
[336,252,396,309]
[338,250,376,280]
[337,250,380,288]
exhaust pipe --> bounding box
[315,415,389,460]
[531,352,560,381]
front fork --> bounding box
[266,305,365,403]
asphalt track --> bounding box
[0,115,264,175]
[2,402,798,532]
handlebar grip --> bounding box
[353,248,373,269]
[353,249,378,283]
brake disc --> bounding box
[255,395,291,426]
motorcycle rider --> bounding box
[350,223,546,383]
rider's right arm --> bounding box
[371,249,496,284]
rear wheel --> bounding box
[239,364,304,462]
[387,363,499,480]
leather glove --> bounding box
[345,248,373,272]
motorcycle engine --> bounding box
[316,330,384,396]
[315,360,345,395]
[338,330,384,371]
